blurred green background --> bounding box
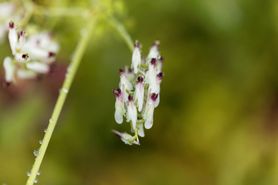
[1,0,278,184]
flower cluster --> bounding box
[3,21,59,84]
[113,41,163,145]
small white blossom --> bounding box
[113,88,125,124]
[143,93,158,129]
[147,41,160,61]
[0,2,18,43]
[134,76,144,112]
[113,41,164,145]
[131,41,141,73]
[126,95,137,131]
[2,22,59,83]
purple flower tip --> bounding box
[128,95,134,101]
[8,21,14,29]
[137,76,144,83]
[150,58,157,65]
[48,52,56,57]
[150,93,158,101]
[157,72,163,80]
[22,54,29,60]
[113,88,121,97]
[119,68,124,74]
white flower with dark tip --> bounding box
[2,22,59,83]
[126,95,137,131]
[113,88,125,124]
[134,76,144,112]
[113,41,164,145]
[0,2,18,43]
[143,93,158,129]
[147,41,160,61]
[131,41,141,74]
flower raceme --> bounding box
[3,21,59,83]
[113,41,164,145]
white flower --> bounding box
[112,130,140,145]
[131,41,141,73]
[3,22,59,83]
[113,88,125,124]
[25,32,59,64]
[126,95,137,131]
[0,2,17,43]
[143,93,158,129]
[146,58,162,95]
[147,41,160,61]
[134,76,144,112]
[113,41,164,145]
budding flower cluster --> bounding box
[113,41,164,145]
[3,21,59,83]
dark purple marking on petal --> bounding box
[137,76,144,83]
[157,72,163,80]
[113,88,122,97]
[22,54,29,60]
[119,68,125,74]
[128,67,133,73]
[48,52,56,58]
[150,93,158,102]
[150,58,157,65]
[9,21,14,29]
[128,95,134,101]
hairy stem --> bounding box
[110,17,134,52]
[25,18,96,185]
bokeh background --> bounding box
[1,0,278,184]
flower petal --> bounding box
[3,57,15,82]
[26,62,49,74]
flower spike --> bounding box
[113,41,164,145]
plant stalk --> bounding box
[25,18,96,185]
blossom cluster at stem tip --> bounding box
[3,21,59,84]
[113,40,164,145]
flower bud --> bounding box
[126,95,137,131]
[113,88,125,124]
[135,76,144,112]
[131,41,141,74]
[147,41,160,61]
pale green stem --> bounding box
[109,17,134,52]
[25,18,96,185]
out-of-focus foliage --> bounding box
[1,0,278,184]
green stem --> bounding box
[109,17,134,52]
[25,18,96,185]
